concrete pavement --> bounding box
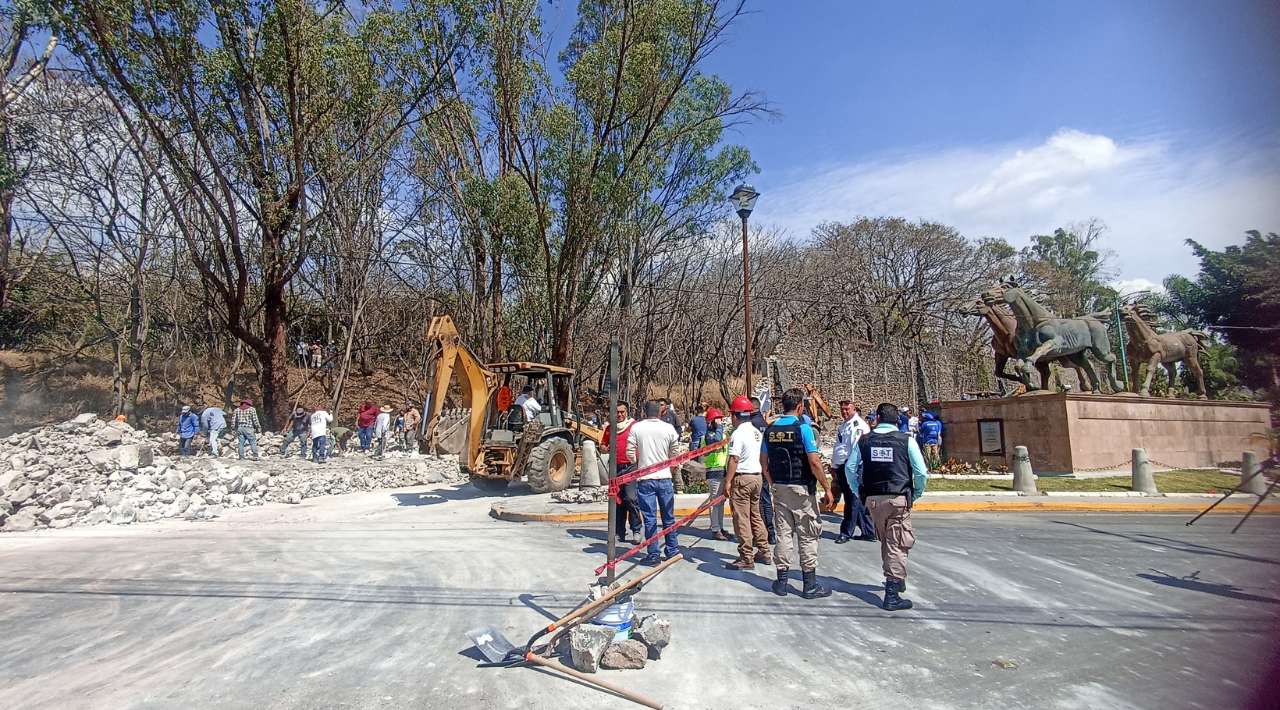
[2,482,1278,709]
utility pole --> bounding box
[605,336,620,584]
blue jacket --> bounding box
[200,406,226,431]
[178,411,200,437]
[918,412,943,445]
[897,413,910,433]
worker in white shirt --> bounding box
[830,400,876,543]
[514,385,542,423]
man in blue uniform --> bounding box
[848,402,929,611]
[762,388,835,599]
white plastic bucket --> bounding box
[590,599,635,641]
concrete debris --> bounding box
[599,640,648,670]
[568,624,615,674]
[632,615,671,660]
[0,414,464,533]
[551,487,609,504]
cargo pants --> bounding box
[729,474,770,562]
[771,483,821,572]
[866,494,916,580]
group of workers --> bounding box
[176,400,422,463]
[602,390,928,612]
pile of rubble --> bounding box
[0,414,463,533]
[564,614,672,672]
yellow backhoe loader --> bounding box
[418,316,605,493]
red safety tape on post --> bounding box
[606,440,727,503]
[593,493,727,575]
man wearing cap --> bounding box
[373,404,393,458]
[723,395,771,570]
[177,406,200,456]
[281,406,310,459]
[848,402,930,611]
[232,399,261,461]
[310,406,333,463]
[200,403,226,457]
[762,387,835,598]
[830,399,876,543]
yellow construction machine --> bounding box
[418,315,605,493]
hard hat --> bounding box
[730,395,754,414]
[705,407,724,421]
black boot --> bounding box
[882,578,913,611]
[771,568,790,596]
[801,570,831,599]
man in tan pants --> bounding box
[761,388,834,599]
[848,402,929,611]
[724,396,771,570]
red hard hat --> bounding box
[705,407,724,421]
[730,395,754,414]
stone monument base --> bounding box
[939,394,1270,474]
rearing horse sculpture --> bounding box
[960,294,1087,391]
[988,283,1120,394]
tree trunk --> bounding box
[123,269,148,425]
[261,282,290,429]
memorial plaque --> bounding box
[978,419,1004,456]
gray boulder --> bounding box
[633,615,671,660]
[600,640,648,670]
[108,501,136,525]
[568,624,615,674]
[86,449,117,471]
[6,483,35,505]
[3,508,39,532]
[162,470,185,490]
[94,425,125,446]
[118,445,153,470]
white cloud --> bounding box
[759,129,1280,281]
[1112,278,1165,297]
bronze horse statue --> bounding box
[1119,303,1210,398]
[985,282,1119,394]
[960,294,1087,391]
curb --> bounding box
[491,500,1280,523]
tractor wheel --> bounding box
[525,437,575,493]
[471,476,511,493]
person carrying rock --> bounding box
[723,396,770,570]
[762,387,834,599]
[373,404,393,458]
[231,398,261,461]
[200,403,226,457]
[177,405,200,456]
[310,407,333,463]
[848,402,930,611]
[281,406,310,459]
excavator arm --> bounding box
[421,316,498,471]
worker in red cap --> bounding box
[723,395,772,570]
[698,406,731,540]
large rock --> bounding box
[162,470,185,491]
[0,471,26,491]
[599,640,648,670]
[94,425,125,446]
[118,445,153,470]
[131,475,159,492]
[633,615,671,660]
[6,483,35,505]
[108,501,136,525]
[39,502,77,522]
[69,413,99,426]
[568,624,615,674]
[86,449,117,471]
[2,508,39,532]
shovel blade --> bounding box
[466,625,518,664]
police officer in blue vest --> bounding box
[848,402,929,611]
[762,388,835,599]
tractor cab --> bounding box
[483,362,578,444]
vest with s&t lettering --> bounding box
[765,420,814,491]
[858,430,913,499]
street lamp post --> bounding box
[730,184,760,396]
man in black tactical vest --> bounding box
[761,388,835,599]
[849,402,930,611]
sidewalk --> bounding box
[490,491,1280,523]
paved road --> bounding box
[1,484,1277,709]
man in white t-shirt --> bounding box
[514,385,542,423]
[723,395,771,570]
[626,400,680,564]
[309,408,333,463]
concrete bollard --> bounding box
[1011,446,1038,494]
[579,440,602,488]
[1130,448,1158,494]
[1241,452,1267,496]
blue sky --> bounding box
[697,0,1280,286]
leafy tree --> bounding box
[1020,219,1117,316]
[1165,230,1280,400]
